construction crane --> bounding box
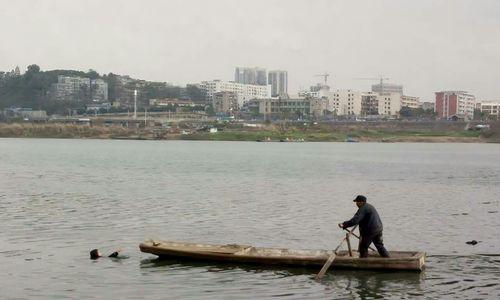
[355,76,390,86]
[315,73,330,86]
[355,76,390,93]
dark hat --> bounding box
[353,195,367,202]
[90,249,100,260]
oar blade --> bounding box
[315,252,336,280]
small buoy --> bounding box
[466,240,479,245]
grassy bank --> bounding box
[181,129,483,143]
[0,122,494,143]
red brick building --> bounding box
[435,91,475,120]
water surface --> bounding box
[1,138,499,299]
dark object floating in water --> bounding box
[466,240,480,245]
[461,213,468,215]
[488,211,498,214]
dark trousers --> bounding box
[359,231,390,258]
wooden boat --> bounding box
[139,240,425,271]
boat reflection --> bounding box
[140,257,425,281]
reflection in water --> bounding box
[321,270,425,299]
[140,257,316,277]
[140,257,427,299]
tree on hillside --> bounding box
[27,64,40,73]
[186,84,205,103]
[86,69,99,79]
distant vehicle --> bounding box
[345,137,359,143]
[475,124,489,129]
[469,124,490,131]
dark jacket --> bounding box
[342,203,383,236]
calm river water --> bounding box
[0,138,499,299]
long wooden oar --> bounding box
[315,225,357,280]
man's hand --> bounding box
[338,223,344,229]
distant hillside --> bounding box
[0,64,205,115]
[0,65,104,114]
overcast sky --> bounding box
[1,0,499,101]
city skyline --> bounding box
[1,0,500,102]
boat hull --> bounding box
[139,240,425,271]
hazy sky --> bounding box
[1,0,499,101]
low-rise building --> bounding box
[149,98,196,107]
[200,80,270,106]
[213,92,238,115]
[51,75,108,102]
[477,101,500,120]
[421,101,434,111]
[246,97,328,119]
[3,108,47,121]
[86,102,111,112]
[401,95,420,109]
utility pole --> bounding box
[133,89,137,120]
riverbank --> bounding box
[0,122,498,142]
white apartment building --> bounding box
[329,89,362,116]
[299,87,402,117]
[401,95,421,109]
[377,92,401,116]
[52,75,108,102]
[200,80,270,106]
[478,101,500,119]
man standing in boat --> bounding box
[338,195,390,258]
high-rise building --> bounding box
[268,70,288,97]
[372,83,403,95]
[435,91,475,120]
[235,67,267,86]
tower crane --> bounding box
[315,73,330,86]
[355,76,390,93]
